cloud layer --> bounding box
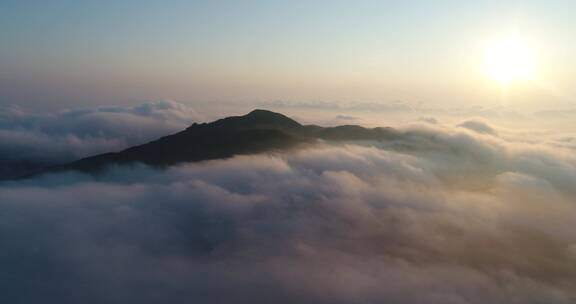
[0,100,201,178]
[1,119,575,303]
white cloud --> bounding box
[0,100,202,178]
[1,120,576,303]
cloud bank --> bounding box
[1,119,575,303]
[0,100,202,178]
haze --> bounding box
[2,1,576,111]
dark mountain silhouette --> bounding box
[26,109,401,177]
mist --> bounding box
[2,116,575,303]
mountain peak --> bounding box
[208,109,302,130]
[246,109,300,124]
[247,109,277,115]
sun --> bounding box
[482,36,537,85]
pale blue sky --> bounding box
[1,0,575,109]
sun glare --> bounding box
[483,36,537,85]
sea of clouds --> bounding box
[1,108,575,303]
[0,100,202,179]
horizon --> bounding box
[2,1,576,112]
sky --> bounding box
[2,0,576,110]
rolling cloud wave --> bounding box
[1,120,575,303]
[0,100,201,178]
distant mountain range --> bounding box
[26,110,402,177]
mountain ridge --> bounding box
[23,109,400,178]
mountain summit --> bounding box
[29,110,399,177]
[207,109,303,130]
